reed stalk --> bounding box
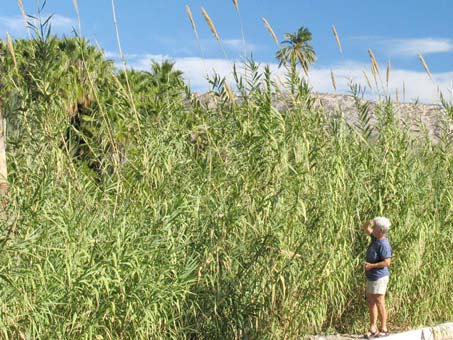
[0,108,7,196]
[72,0,82,34]
[111,0,141,133]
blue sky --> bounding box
[1,0,453,102]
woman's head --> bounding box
[373,216,391,237]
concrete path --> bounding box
[314,323,453,340]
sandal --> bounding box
[378,330,390,337]
[365,329,379,339]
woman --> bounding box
[362,217,392,338]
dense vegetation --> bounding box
[0,19,452,340]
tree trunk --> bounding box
[0,108,8,196]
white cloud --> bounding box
[112,53,452,103]
[0,14,76,37]
[223,39,257,52]
[104,51,122,59]
[320,61,453,103]
[49,14,76,30]
[121,54,236,90]
[388,38,453,56]
[0,16,26,33]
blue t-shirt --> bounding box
[366,235,392,281]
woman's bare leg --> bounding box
[366,293,378,333]
[376,294,388,332]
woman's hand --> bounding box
[364,262,373,271]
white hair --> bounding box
[373,216,391,234]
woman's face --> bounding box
[372,226,385,238]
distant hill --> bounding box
[193,91,452,143]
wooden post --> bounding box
[0,108,8,196]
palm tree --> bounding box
[276,26,316,77]
[150,60,184,92]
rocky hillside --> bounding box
[313,93,451,142]
[194,92,452,143]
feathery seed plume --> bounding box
[6,33,17,70]
[330,69,337,91]
[201,7,219,41]
[386,60,391,89]
[418,53,432,81]
[186,5,200,40]
[262,18,279,45]
[363,71,372,89]
[368,48,380,74]
[403,82,406,102]
[232,0,239,12]
[17,0,27,26]
[72,0,82,33]
[72,0,80,18]
[332,25,343,54]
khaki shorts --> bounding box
[366,276,389,295]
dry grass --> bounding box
[17,0,29,36]
[72,0,80,20]
[368,48,380,74]
[386,60,391,89]
[72,0,81,33]
[280,249,301,259]
[6,33,17,70]
[330,68,337,91]
[368,48,380,91]
[186,5,200,41]
[262,17,279,45]
[332,25,343,54]
[224,82,235,103]
[201,7,220,41]
[232,0,239,12]
[418,53,433,81]
[363,71,372,89]
[403,81,406,102]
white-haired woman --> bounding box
[362,217,392,338]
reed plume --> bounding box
[6,33,17,70]
[262,18,279,45]
[186,5,207,75]
[232,0,239,12]
[186,5,199,40]
[418,53,433,81]
[72,0,81,33]
[332,25,343,54]
[363,71,372,89]
[386,60,391,89]
[330,69,337,91]
[368,48,380,74]
[403,81,406,102]
[201,7,220,41]
[17,0,29,36]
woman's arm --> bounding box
[365,258,391,270]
